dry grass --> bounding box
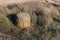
[0,1,60,40]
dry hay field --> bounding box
[0,0,60,40]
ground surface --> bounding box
[0,0,60,40]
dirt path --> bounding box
[0,0,38,5]
[46,0,60,6]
